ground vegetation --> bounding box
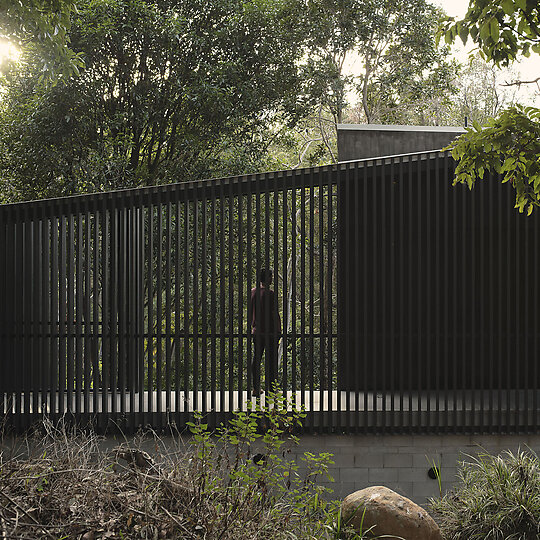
[0,393,343,539]
[430,449,540,539]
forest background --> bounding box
[0,0,529,203]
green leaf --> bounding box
[480,22,491,41]
[459,26,469,45]
[489,18,499,41]
[501,0,514,15]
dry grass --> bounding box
[0,416,336,540]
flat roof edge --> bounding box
[337,123,466,133]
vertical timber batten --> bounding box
[0,152,539,434]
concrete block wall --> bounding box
[290,434,540,506]
[6,431,538,509]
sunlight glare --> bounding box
[0,40,21,64]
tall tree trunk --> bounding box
[362,60,372,123]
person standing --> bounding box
[249,268,281,396]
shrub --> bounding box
[0,390,341,539]
[429,448,540,540]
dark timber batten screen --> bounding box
[1,150,539,434]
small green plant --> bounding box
[185,386,337,538]
[427,455,442,499]
[429,448,540,540]
[326,504,405,539]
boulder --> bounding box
[341,486,442,540]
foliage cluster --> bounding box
[430,449,540,540]
[450,105,540,215]
[442,0,540,214]
[441,0,540,67]
[0,0,83,80]
[0,0,315,200]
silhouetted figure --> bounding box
[249,268,281,396]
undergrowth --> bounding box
[0,390,354,539]
[429,448,540,540]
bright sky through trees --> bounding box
[434,0,540,105]
[0,40,19,64]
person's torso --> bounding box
[251,287,276,334]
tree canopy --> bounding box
[0,0,314,200]
[441,0,540,214]
[308,0,458,125]
[0,0,458,200]
[0,0,83,79]
[271,0,458,167]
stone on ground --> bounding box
[341,486,442,540]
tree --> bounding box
[279,0,458,167]
[446,55,518,126]
[441,0,540,214]
[0,0,83,79]
[0,0,313,201]
[307,0,457,125]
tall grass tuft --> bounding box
[429,448,540,540]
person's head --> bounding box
[258,268,272,287]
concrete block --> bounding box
[368,467,399,483]
[329,453,355,467]
[372,445,409,453]
[411,435,444,447]
[413,452,441,469]
[393,482,414,498]
[353,480,372,492]
[354,453,384,468]
[412,481,441,499]
[344,435,382,447]
[440,467,458,483]
[376,435,414,447]
[398,468,429,483]
[339,467,370,483]
[328,436,357,447]
[297,435,327,448]
[441,452,461,467]
[397,445,424,454]
[332,482,356,499]
[400,446,441,456]
[470,434,502,447]
[443,434,475,447]
[526,435,540,451]
[383,453,413,468]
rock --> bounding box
[341,486,442,540]
[113,446,155,469]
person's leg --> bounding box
[251,335,264,395]
[265,336,279,392]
